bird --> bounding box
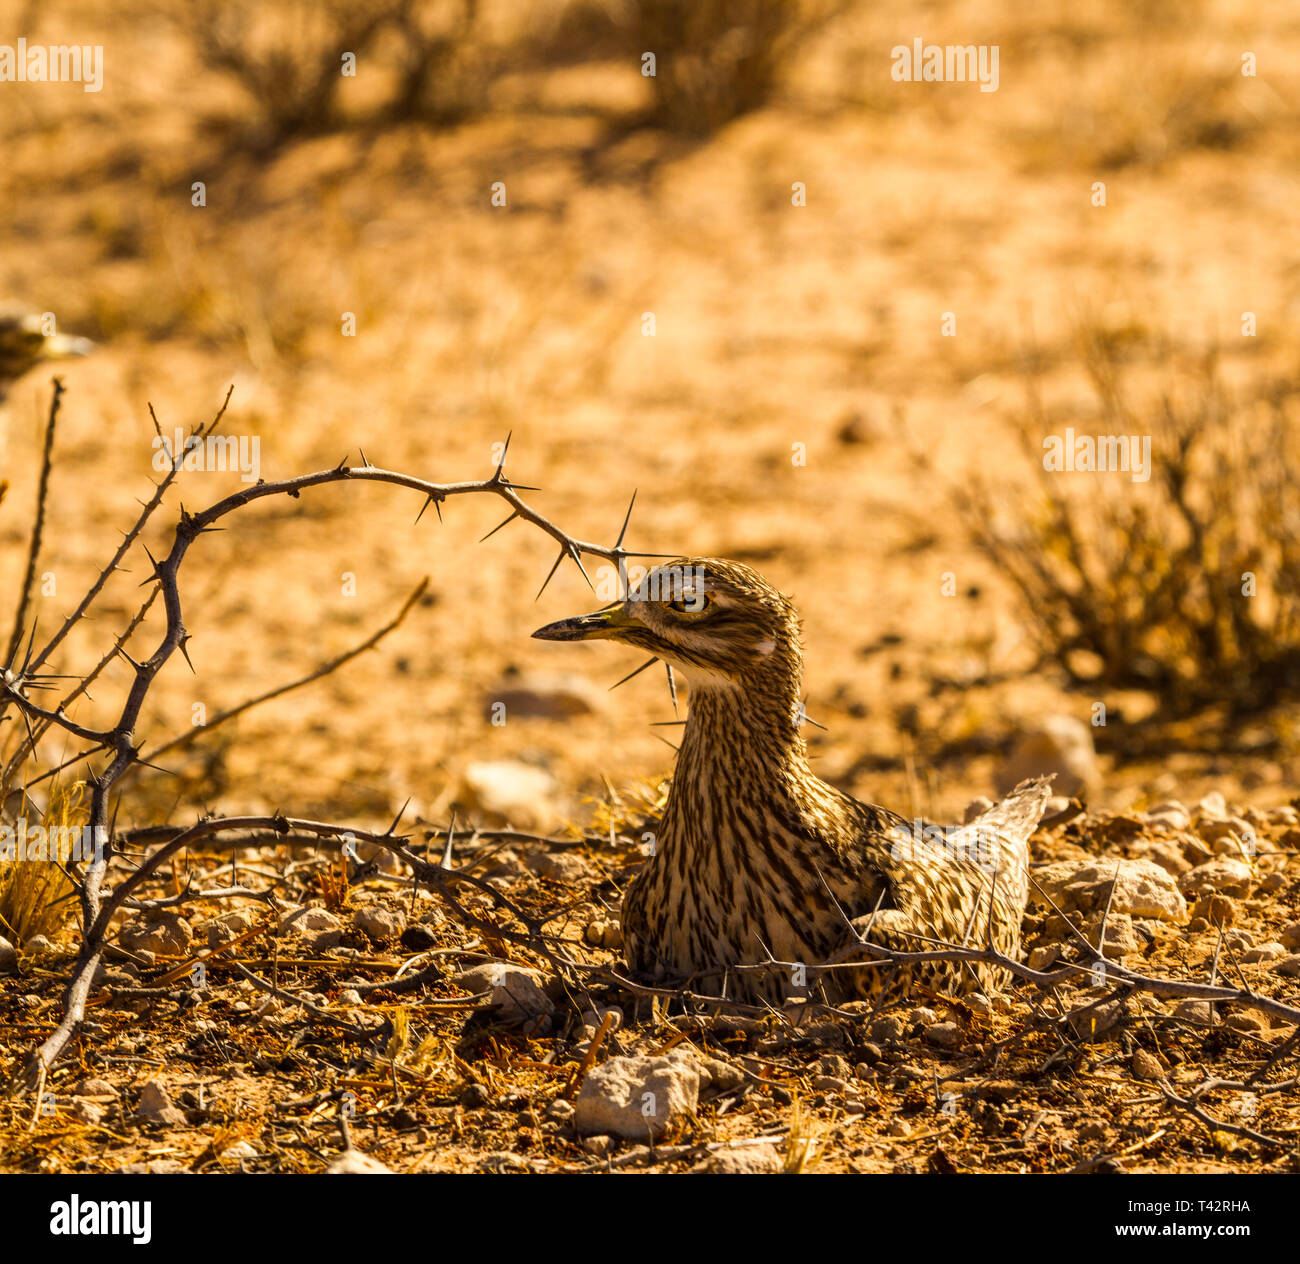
[0,305,94,467]
[534,557,1051,1005]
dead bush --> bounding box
[627,0,841,135]
[944,334,1300,726]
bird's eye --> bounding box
[667,592,711,615]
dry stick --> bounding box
[2,586,161,792]
[27,390,233,679]
[563,1010,616,1100]
[3,378,63,671]
[1154,1077,1290,1148]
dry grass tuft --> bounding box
[782,1094,820,1173]
[0,782,84,947]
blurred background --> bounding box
[1,0,1298,833]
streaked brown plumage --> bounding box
[534,557,1049,1004]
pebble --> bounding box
[573,1054,699,1140]
[460,760,558,828]
[812,1075,849,1095]
[70,1099,104,1125]
[1106,915,1143,955]
[400,924,439,951]
[286,907,343,951]
[353,905,405,942]
[1173,1000,1217,1025]
[692,1143,783,1174]
[996,715,1098,797]
[1065,998,1125,1041]
[925,1021,963,1048]
[326,1149,392,1173]
[1141,843,1191,876]
[525,851,592,884]
[1271,955,1300,978]
[220,1140,258,1164]
[74,1078,116,1098]
[453,962,554,1025]
[869,1014,906,1043]
[579,1004,624,1034]
[1190,894,1235,928]
[136,1081,186,1126]
[1279,921,1300,951]
[483,670,605,720]
[1131,1049,1165,1080]
[118,911,193,957]
[1144,802,1190,831]
[1237,941,1289,962]
[1031,857,1187,922]
[1197,791,1229,820]
[0,936,16,973]
[1179,858,1254,900]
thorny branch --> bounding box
[1,388,663,1090]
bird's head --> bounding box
[0,309,94,386]
[532,557,802,691]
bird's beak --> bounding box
[532,601,639,643]
[40,333,94,360]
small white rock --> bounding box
[461,760,558,828]
[119,912,192,957]
[574,1054,699,1140]
[136,1081,186,1126]
[996,715,1098,797]
[353,905,405,941]
[326,1149,392,1173]
[454,962,554,1024]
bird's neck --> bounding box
[660,670,825,845]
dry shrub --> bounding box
[949,333,1300,725]
[0,782,84,947]
[184,0,399,145]
[628,0,842,135]
[172,0,490,146]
